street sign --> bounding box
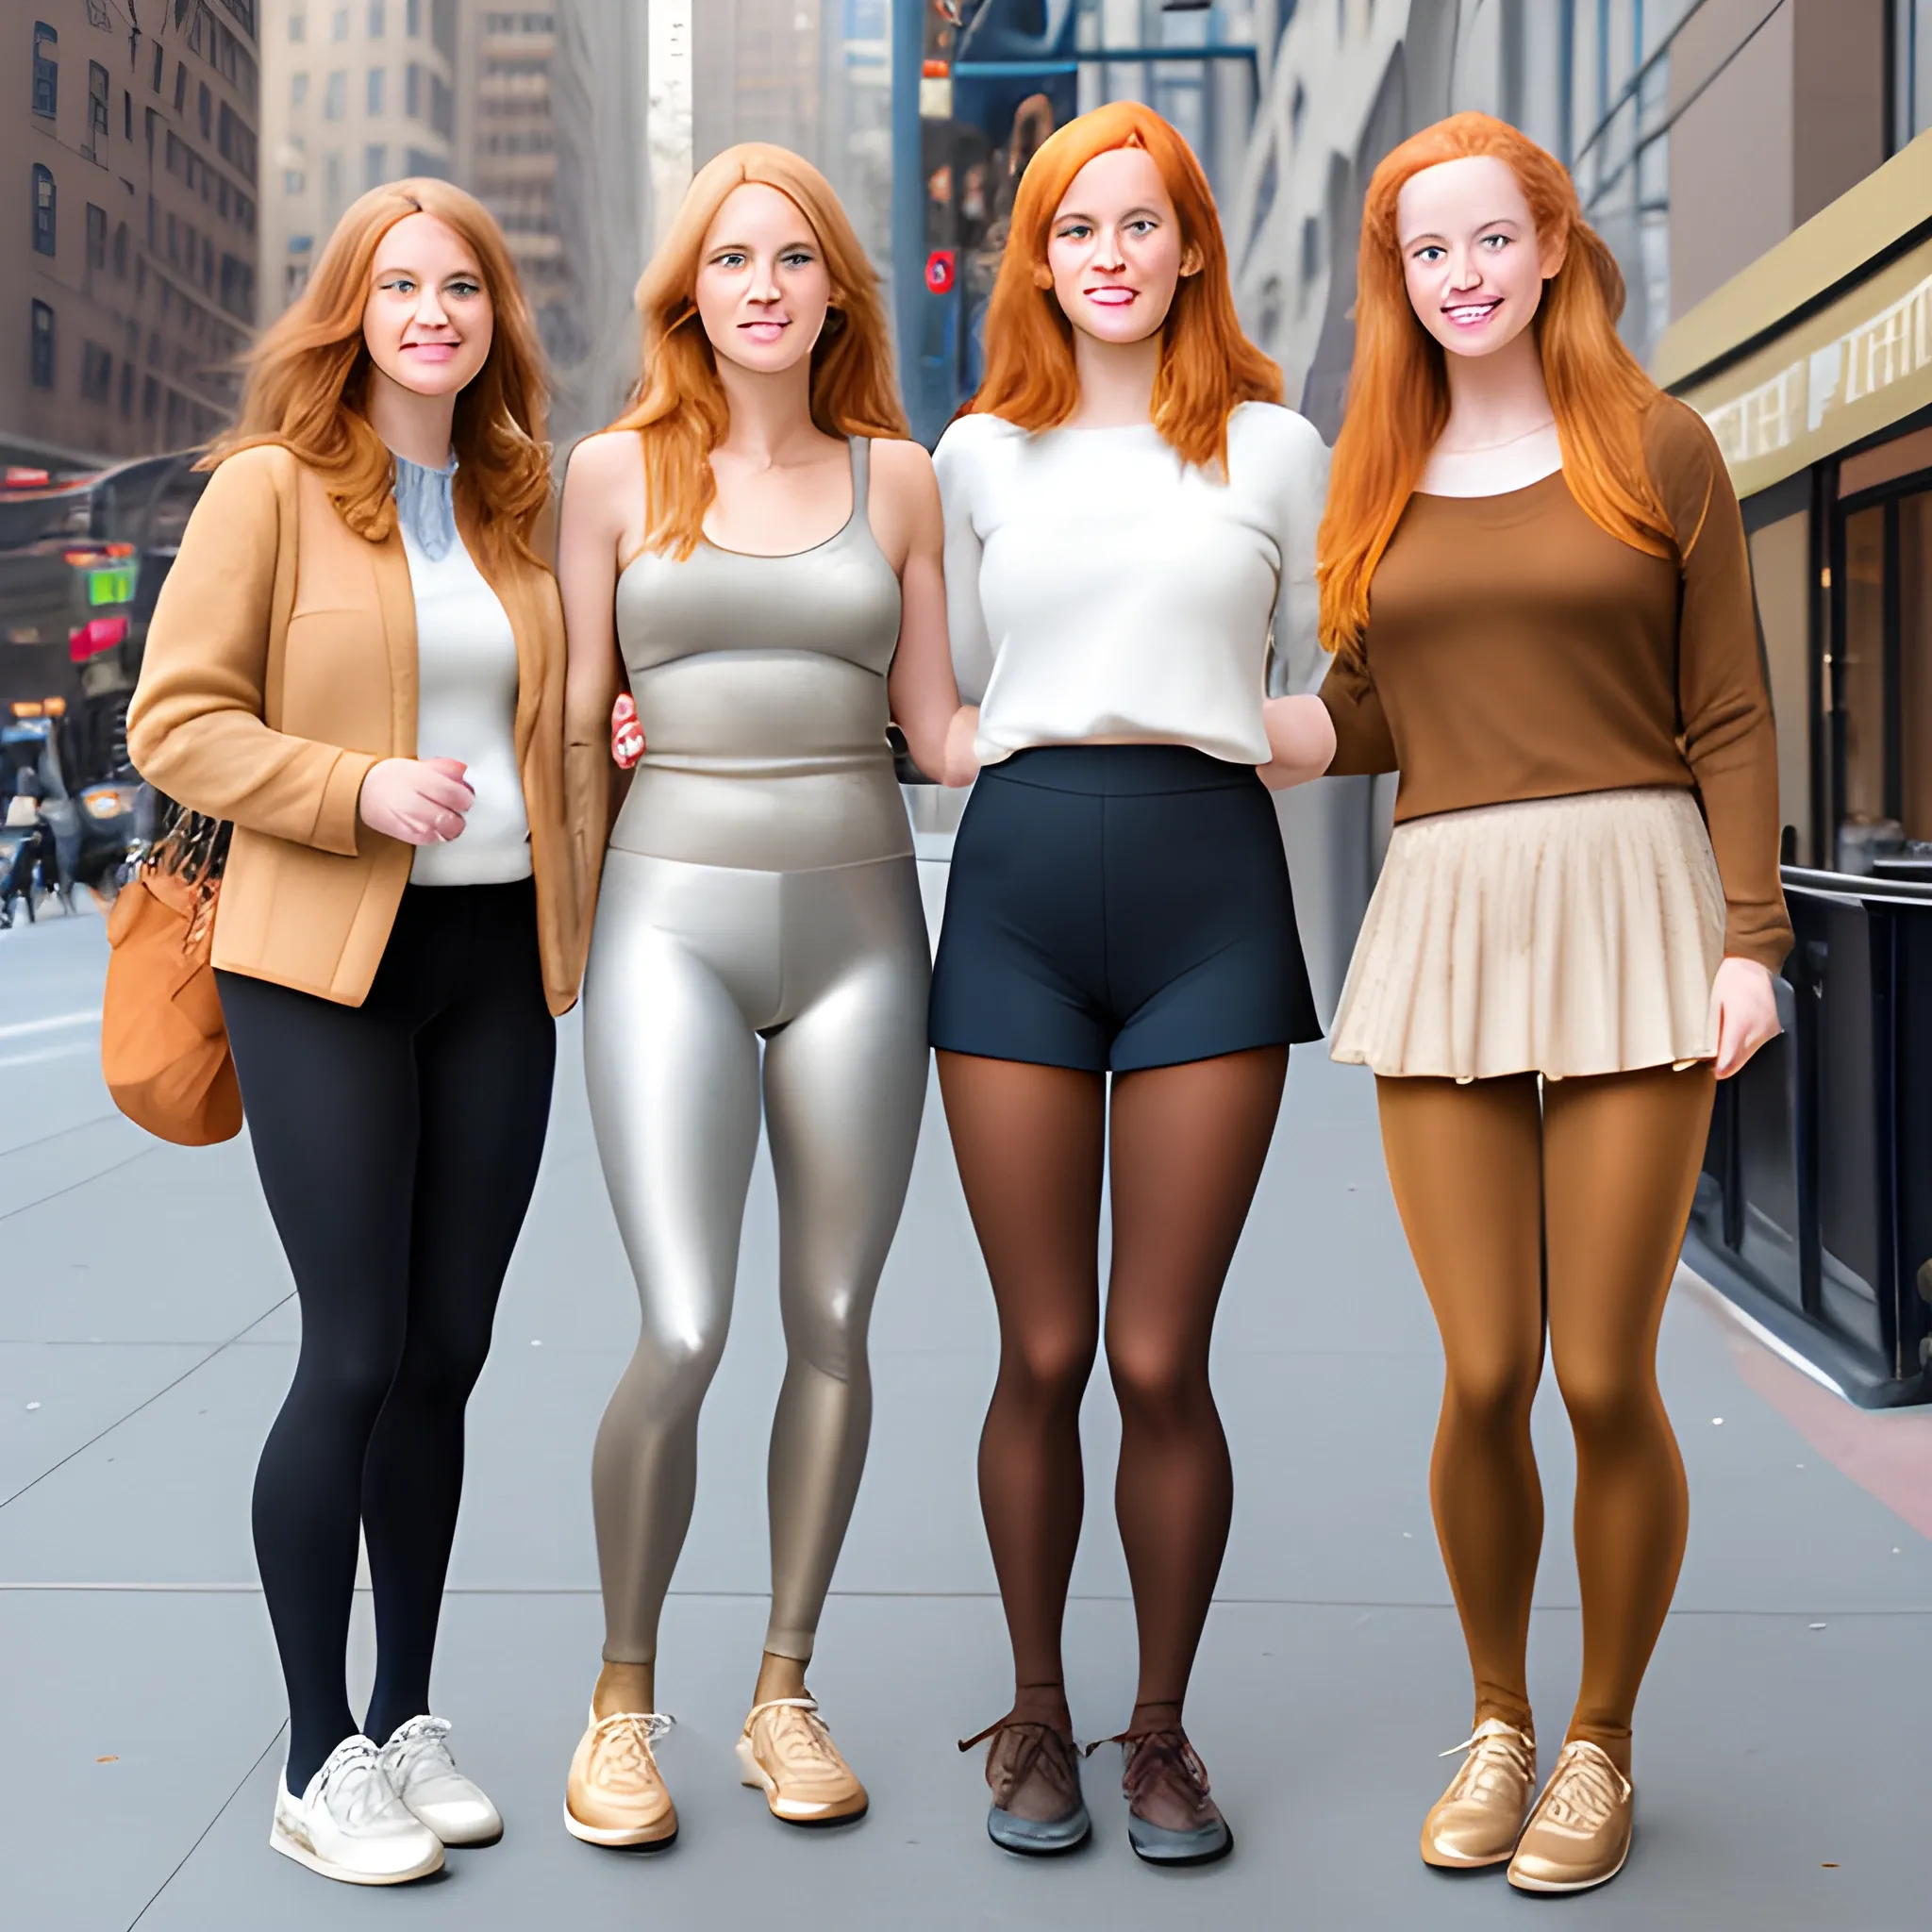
[925,249,957,294]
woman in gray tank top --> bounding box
[555,145,974,1846]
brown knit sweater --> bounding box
[1320,396,1792,971]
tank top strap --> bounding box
[848,436,870,520]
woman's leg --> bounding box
[936,1051,1106,1732]
[1374,1074,1547,1738]
[1103,1045,1287,1732]
[1542,1063,1712,1774]
[359,889,557,1745]
[584,923,761,1683]
[758,879,930,1677]
[217,966,424,1795]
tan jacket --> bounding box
[126,442,584,1015]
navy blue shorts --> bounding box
[929,745,1321,1074]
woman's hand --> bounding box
[942,705,981,788]
[611,693,644,770]
[358,758,474,845]
[1712,956,1781,1078]
[1258,692,1338,791]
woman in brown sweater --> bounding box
[1262,114,1787,1893]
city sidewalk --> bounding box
[0,913,1924,1929]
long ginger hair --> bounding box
[208,180,552,562]
[611,144,907,559]
[965,101,1281,475]
[1319,112,1673,661]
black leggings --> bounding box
[218,879,556,1792]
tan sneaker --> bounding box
[563,1709,677,1848]
[736,1697,869,1825]
[1506,1740,1633,1893]
[1421,1719,1537,1868]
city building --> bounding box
[455,8,565,357]
[6,0,264,469]
[258,0,459,316]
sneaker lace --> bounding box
[1440,1720,1536,1802]
[1537,1741,1630,1833]
[384,1715,454,1769]
[749,1698,841,1773]
[316,1738,405,1831]
[590,1710,675,1781]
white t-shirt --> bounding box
[933,401,1331,766]
[400,520,531,888]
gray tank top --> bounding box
[609,438,913,871]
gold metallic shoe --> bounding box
[564,1709,678,1848]
[737,1697,869,1825]
[1421,1718,1538,1869]
[1506,1740,1633,1893]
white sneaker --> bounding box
[271,1734,444,1885]
[379,1714,504,1846]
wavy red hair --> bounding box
[611,144,908,559]
[965,100,1281,473]
[1318,112,1673,661]
[208,179,552,562]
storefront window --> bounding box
[1893,0,1932,150]
[1832,480,1932,870]
[1749,511,1814,863]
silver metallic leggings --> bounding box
[583,850,931,1663]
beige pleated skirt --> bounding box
[1329,786,1725,1082]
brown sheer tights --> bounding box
[937,1046,1288,1738]
[1375,1063,1716,1775]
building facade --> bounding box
[455,8,565,356]
[258,0,459,316]
[7,0,263,468]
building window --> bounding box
[88,60,109,150]
[285,167,306,194]
[292,71,309,106]
[431,0,457,59]
[407,0,421,35]
[370,0,387,34]
[407,61,421,118]
[364,141,389,188]
[32,22,58,119]
[86,201,107,270]
[113,221,127,275]
[119,360,133,420]
[32,165,56,256]
[175,62,187,110]
[124,89,132,141]
[151,40,163,91]
[143,375,159,421]
[325,71,346,118]
[1894,0,1932,149]
[199,80,212,140]
[30,300,55,389]
[333,6,350,39]
[291,9,307,41]
[430,75,453,138]
[325,150,344,208]
[405,145,449,180]
[368,66,385,112]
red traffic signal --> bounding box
[925,249,957,294]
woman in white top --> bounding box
[930,102,1328,1866]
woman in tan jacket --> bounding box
[127,180,579,1889]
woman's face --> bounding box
[695,183,833,377]
[1045,145,1200,348]
[1394,155,1559,361]
[361,212,493,398]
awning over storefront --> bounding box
[1654,127,1932,496]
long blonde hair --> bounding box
[1318,112,1673,661]
[965,101,1281,475]
[611,144,907,558]
[208,179,551,561]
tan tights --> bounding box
[1375,1063,1715,1774]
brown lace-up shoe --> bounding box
[563,1709,677,1848]
[961,1717,1091,1856]
[1421,1719,1538,1869]
[1114,1728,1232,1867]
[1506,1740,1634,1892]
[737,1698,869,1824]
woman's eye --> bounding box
[448,279,480,296]
[1057,224,1090,242]
[1481,233,1509,249]
[782,252,811,269]
[385,276,416,292]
